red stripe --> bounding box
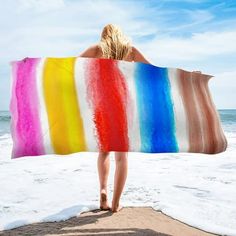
[85,59,129,152]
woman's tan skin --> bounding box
[79,44,151,213]
[79,44,201,213]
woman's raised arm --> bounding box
[132,46,152,64]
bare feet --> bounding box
[111,201,123,213]
[100,190,111,211]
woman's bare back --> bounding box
[79,44,151,64]
[95,45,134,62]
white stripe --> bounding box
[36,58,54,154]
[118,61,141,152]
[9,62,17,158]
[168,68,189,152]
[74,57,98,151]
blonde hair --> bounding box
[98,24,132,60]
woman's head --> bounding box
[98,24,132,60]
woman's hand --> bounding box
[23,57,28,62]
[9,57,28,65]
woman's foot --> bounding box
[111,201,123,213]
[100,190,111,211]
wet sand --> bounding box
[0,207,218,236]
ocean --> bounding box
[0,109,236,235]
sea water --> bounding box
[0,109,236,235]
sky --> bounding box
[0,0,236,110]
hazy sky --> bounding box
[0,0,236,110]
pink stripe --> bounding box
[11,58,45,158]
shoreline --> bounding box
[0,206,218,236]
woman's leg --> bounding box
[112,152,128,212]
[97,151,110,209]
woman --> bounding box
[79,24,151,213]
[79,23,201,213]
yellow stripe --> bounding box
[43,57,87,154]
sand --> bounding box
[0,207,218,236]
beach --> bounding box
[0,110,236,236]
[0,207,217,236]
[1,0,236,234]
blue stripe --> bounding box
[134,63,178,153]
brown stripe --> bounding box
[202,77,228,153]
[177,70,203,153]
[191,72,207,153]
[193,73,215,153]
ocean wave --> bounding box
[0,115,11,122]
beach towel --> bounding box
[9,57,228,159]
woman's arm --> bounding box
[79,44,98,58]
[132,46,152,64]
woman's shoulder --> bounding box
[87,44,100,53]
[89,44,103,56]
[79,44,99,58]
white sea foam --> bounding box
[0,131,235,235]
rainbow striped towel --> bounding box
[9,57,227,159]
